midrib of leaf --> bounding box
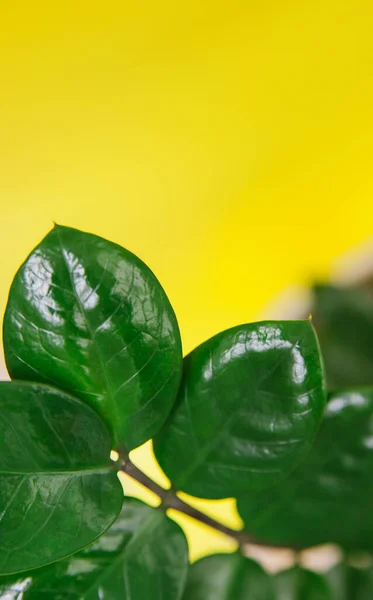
[55,228,118,439]
[175,405,242,488]
[173,345,298,488]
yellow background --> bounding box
[1,0,373,561]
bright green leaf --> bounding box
[237,389,373,550]
[154,320,326,499]
[274,567,333,600]
[0,498,189,599]
[312,284,373,388]
[3,225,183,450]
[182,553,274,600]
[0,382,123,575]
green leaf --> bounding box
[326,562,349,600]
[154,320,326,499]
[3,225,183,450]
[274,567,333,600]
[237,388,373,550]
[0,498,189,599]
[0,382,123,575]
[312,284,373,388]
[327,562,373,600]
[182,553,274,600]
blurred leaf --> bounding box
[154,320,326,499]
[274,567,333,600]
[237,388,373,550]
[182,553,274,600]
[0,498,189,599]
[3,225,183,450]
[326,562,349,600]
[312,284,373,388]
[327,562,373,600]
[0,382,123,575]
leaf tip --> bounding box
[52,222,65,230]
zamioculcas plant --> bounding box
[0,225,370,598]
[311,283,373,388]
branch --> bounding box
[118,456,255,547]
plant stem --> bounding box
[118,455,254,547]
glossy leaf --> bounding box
[274,567,333,600]
[0,498,189,599]
[237,388,373,550]
[3,224,183,450]
[312,284,373,388]
[154,320,326,499]
[0,382,123,575]
[182,553,274,600]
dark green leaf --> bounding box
[154,320,326,499]
[182,553,274,600]
[3,225,183,450]
[0,382,123,575]
[0,498,189,599]
[326,562,349,600]
[237,388,373,550]
[327,562,373,600]
[312,284,373,388]
[274,567,333,600]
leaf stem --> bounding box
[118,455,254,547]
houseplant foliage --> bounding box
[312,283,373,389]
[182,553,275,599]
[236,388,373,551]
[0,498,188,598]
[0,224,370,597]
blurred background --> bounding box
[1,0,373,564]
